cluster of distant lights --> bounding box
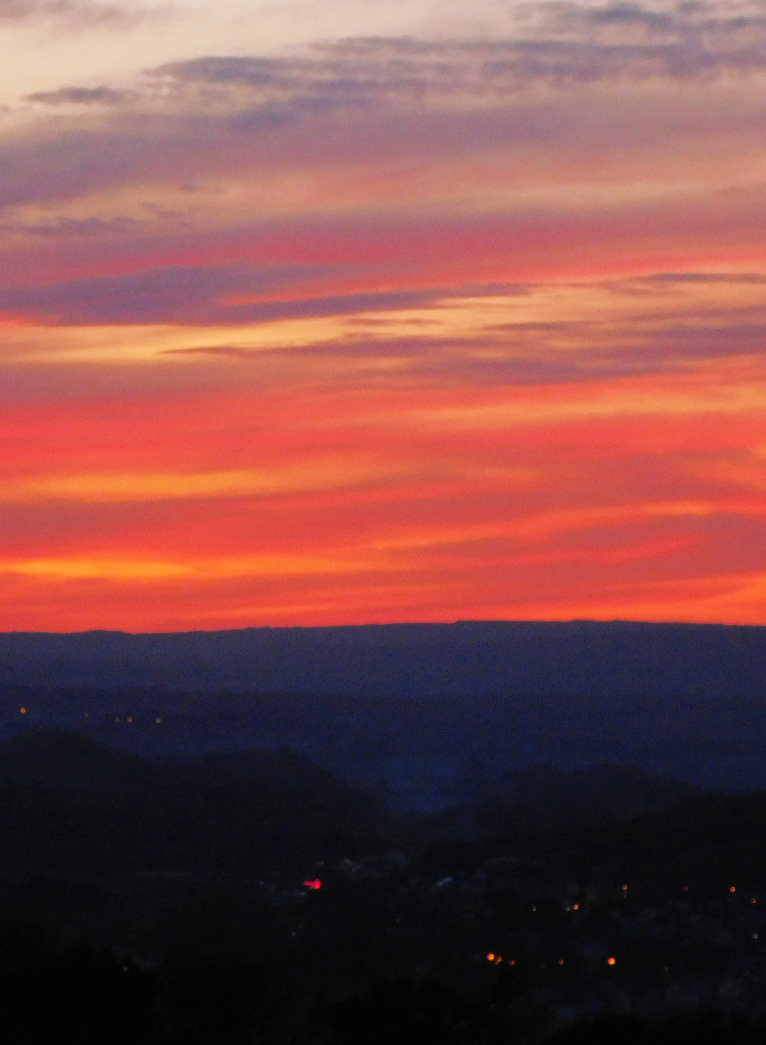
[112,717,163,725]
[18,708,163,724]
[486,882,762,968]
[486,953,617,967]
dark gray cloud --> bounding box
[154,281,766,391]
[157,2,766,95]
[598,271,766,296]
[0,115,230,209]
[631,315,766,357]
[528,0,766,42]
[0,214,146,236]
[146,3,766,121]
[0,0,156,29]
[0,262,339,324]
[160,331,612,389]
[25,85,132,105]
[0,264,529,324]
[161,343,261,358]
[359,321,766,388]
[2,2,764,215]
[631,271,766,285]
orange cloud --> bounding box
[4,13,766,629]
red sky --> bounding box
[2,2,766,630]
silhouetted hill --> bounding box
[592,790,766,889]
[0,731,378,877]
[0,729,149,792]
[474,763,696,835]
[2,620,766,699]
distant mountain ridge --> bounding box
[1,620,765,699]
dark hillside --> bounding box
[0,731,379,878]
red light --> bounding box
[302,879,322,891]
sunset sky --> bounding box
[3,0,766,631]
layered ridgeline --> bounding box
[2,620,765,697]
[0,730,377,878]
[1,621,766,800]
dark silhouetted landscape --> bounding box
[1,621,766,1041]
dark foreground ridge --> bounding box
[2,619,766,698]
